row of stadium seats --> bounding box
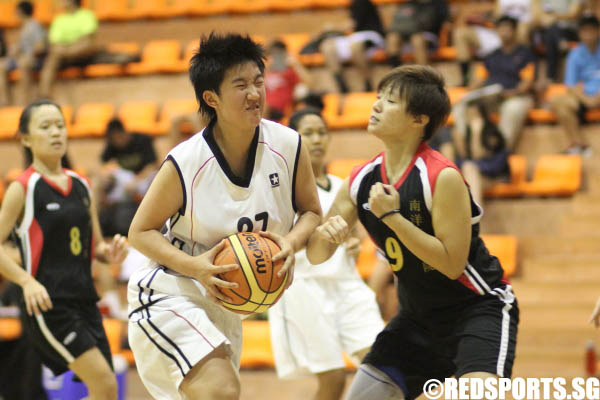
[6,35,455,84]
[0,0,408,27]
[0,85,589,140]
[328,154,583,198]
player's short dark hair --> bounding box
[105,118,125,137]
[578,14,600,30]
[18,99,63,135]
[495,15,518,29]
[189,32,266,120]
[377,65,450,142]
[16,1,33,17]
[73,0,82,7]
[288,108,325,132]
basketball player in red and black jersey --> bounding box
[0,99,128,400]
[307,66,519,400]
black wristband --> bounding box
[379,209,401,221]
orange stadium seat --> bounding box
[328,92,377,130]
[480,234,518,278]
[126,40,182,75]
[0,177,5,203]
[0,318,22,340]
[188,0,233,16]
[102,318,123,354]
[484,154,527,198]
[356,238,377,279]
[0,106,24,140]
[92,0,133,21]
[57,66,83,79]
[327,158,368,179]
[118,101,159,134]
[61,104,74,132]
[84,42,141,78]
[70,103,115,137]
[271,0,315,11]
[33,0,55,25]
[167,41,198,73]
[155,98,198,135]
[229,0,272,13]
[521,154,582,196]
[240,320,275,368]
[312,0,351,8]
[0,2,19,28]
[447,87,469,105]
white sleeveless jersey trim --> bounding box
[164,119,301,261]
[349,156,383,205]
[295,174,361,280]
[15,172,41,275]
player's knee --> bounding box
[204,382,241,400]
[319,368,347,389]
[89,372,118,399]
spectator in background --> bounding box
[549,14,598,156]
[39,0,98,98]
[455,102,510,205]
[98,118,158,237]
[453,0,532,87]
[386,0,449,67]
[265,39,313,122]
[455,15,535,151]
[0,1,46,106]
[320,0,385,93]
[531,0,586,83]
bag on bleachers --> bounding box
[299,30,345,55]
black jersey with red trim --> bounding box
[13,166,97,301]
[349,143,506,318]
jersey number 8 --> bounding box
[70,226,82,256]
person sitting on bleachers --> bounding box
[0,1,46,106]
[453,0,532,87]
[97,118,158,237]
[455,15,535,152]
[39,0,98,98]
[549,14,598,156]
[531,0,587,83]
[265,39,313,122]
[455,102,510,205]
[320,0,385,93]
[385,0,449,67]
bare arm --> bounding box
[0,182,52,315]
[306,178,358,264]
[369,168,471,280]
[128,160,238,301]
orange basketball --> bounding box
[213,232,287,315]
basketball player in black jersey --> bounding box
[0,100,128,400]
[307,66,519,400]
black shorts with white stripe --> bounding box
[363,285,519,400]
[20,299,113,376]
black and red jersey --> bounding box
[13,166,97,301]
[349,143,507,318]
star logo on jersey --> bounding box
[269,173,280,188]
[46,202,60,211]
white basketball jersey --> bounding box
[164,119,301,265]
[294,174,361,280]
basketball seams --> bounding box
[215,232,288,314]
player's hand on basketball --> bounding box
[589,297,600,328]
[22,277,53,316]
[345,237,361,258]
[197,239,239,303]
[259,231,295,289]
[369,183,400,219]
[106,234,129,265]
[316,215,350,244]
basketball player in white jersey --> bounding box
[126,33,322,400]
[269,108,384,400]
